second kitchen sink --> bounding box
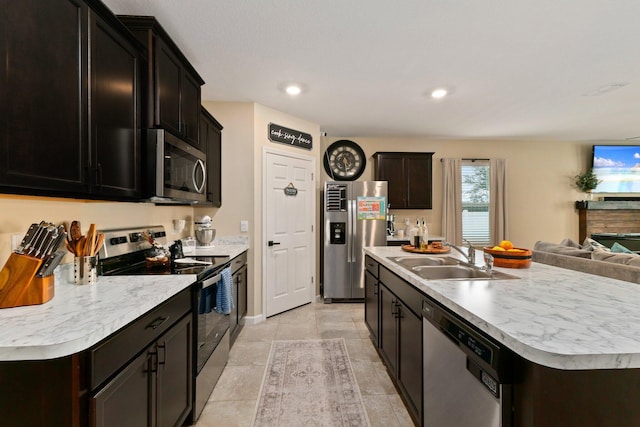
[387,256,462,268]
[411,265,519,281]
[388,256,520,281]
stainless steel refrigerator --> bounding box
[323,181,388,301]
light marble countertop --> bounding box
[0,242,249,361]
[365,246,640,370]
[191,236,249,260]
[194,244,248,260]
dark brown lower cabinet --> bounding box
[155,314,193,427]
[377,266,423,427]
[0,289,192,427]
[92,347,150,427]
[91,314,192,427]
[397,299,422,423]
[379,284,398,374]
[229,251,248,346]
[364,270,379,346]
[514,362,640,427]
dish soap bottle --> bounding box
[421,218,429,247]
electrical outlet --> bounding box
[240,220,249,232]
[11,233,23,251]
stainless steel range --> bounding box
[97,225,231,424]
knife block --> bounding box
[0,253,55,308]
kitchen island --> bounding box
[365,246,640,427]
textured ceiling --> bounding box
[103,0,640,141]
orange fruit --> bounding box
[499,240,514,250]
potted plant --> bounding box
[575,169,600,200]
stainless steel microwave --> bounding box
[145,129,207,204]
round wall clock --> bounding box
[323,140,366,181]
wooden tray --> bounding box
[401,244,451,254]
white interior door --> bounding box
[264,150,314,317]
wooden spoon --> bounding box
[86,224,96,256]
[65,239,76,256]
[70,221,82,243]
[76,236,87,257]
[93,232,105,256]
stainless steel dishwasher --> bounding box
[422,299,513,427]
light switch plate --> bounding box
[240,220,249,232]
[11,233,23,251]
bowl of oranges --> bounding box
[483,240,532,268]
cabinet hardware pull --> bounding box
[157,342,166,366]
[96,163,103,187]
[148,350,158,373]
[146,316,169,330]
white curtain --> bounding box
[441,158,462,245]
[490,158,508,243]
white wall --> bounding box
[0,195,193,267]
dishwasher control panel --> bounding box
[443,319,493,365]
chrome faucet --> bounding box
[482,252,494,272]
[445,239,476,265]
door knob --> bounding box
[268,240,281,247]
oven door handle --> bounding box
[201,273,223,289]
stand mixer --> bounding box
[194,215,216,247]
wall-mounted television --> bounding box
[592,145,640,193]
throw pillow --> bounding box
[582,237,611,252]
[611,242,636,254]
[560,238,582,248]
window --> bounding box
[461,160,490,246]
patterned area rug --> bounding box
[251,339,371,427]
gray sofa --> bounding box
[533,239,640,284]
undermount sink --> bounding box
[412,265,519,281]
[388,256,520,281]
[387,256,462,268]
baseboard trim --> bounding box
[242,314,265,325]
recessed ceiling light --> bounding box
[431,88,448,99]
[285,85,302,96]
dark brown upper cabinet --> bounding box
[373,152,434,209]
[118,16,205,149]
[200,107,223,207]
[0,0,142,200]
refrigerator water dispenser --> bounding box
[330,222,346,244]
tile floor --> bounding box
[194,301,414,427]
